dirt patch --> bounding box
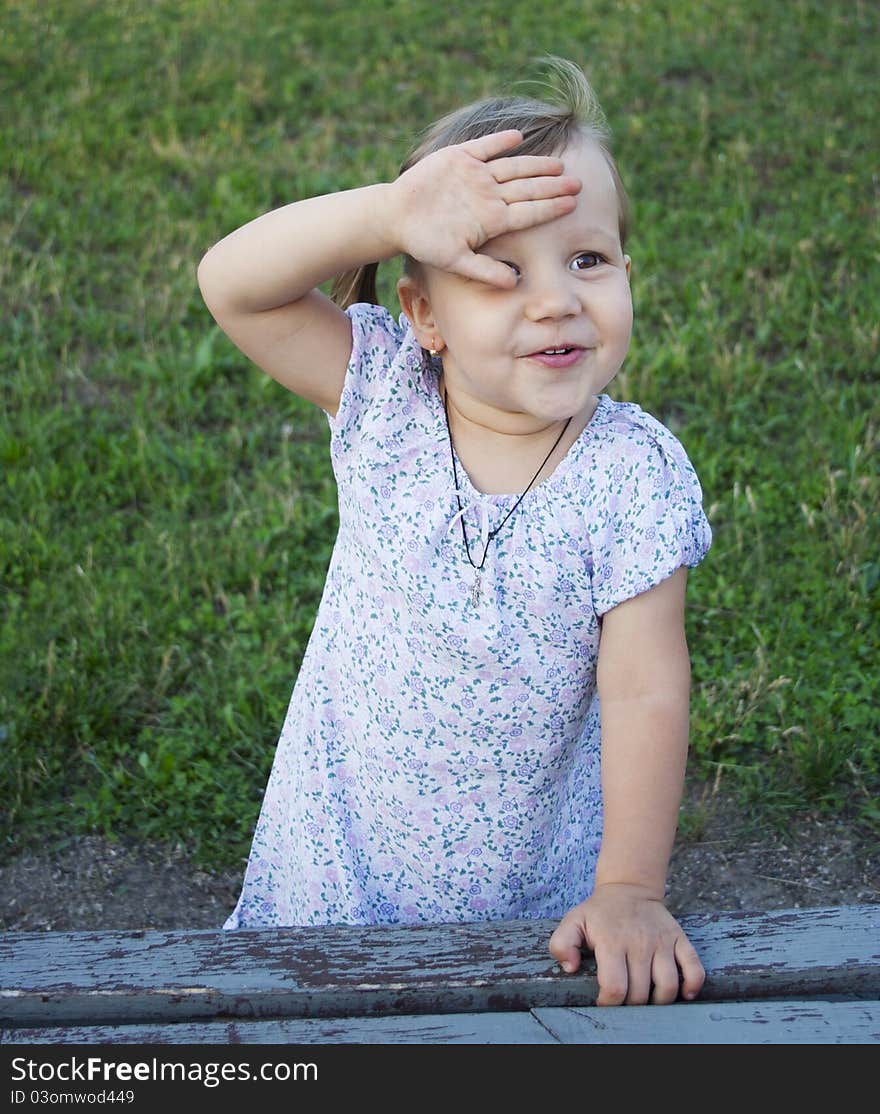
[1,792,877,932]
[0,838,241,933]
[666,795,879,915]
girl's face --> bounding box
[399,137,632,435]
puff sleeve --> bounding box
[325,301,421,469]
[586,404,712,616]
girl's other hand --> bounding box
[548,884,706,1006]
[386,130,582,287]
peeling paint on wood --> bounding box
[1,904,877,1038]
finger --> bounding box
[548,922,585,974]
[459,129,524,162]
[674,934,706,1001]
[594,946,628,1007]
[498,174,582,205]
[452,251,519,289]
[650,950,681,1006]
[624,952,653,1006]
[490,154,567,182]
[504,194,579,231]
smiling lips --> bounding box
[525,346,588,368]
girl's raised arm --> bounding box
[196,185,398,416]
[196,131,581,415]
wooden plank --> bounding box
[534,999,880,1044]
[1,1009,560,1045]
[6,1001,880,1046]
[1,904,877,1029]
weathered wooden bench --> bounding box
[1,904,878,1044]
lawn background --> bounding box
[2,0,877,869]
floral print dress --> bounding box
[223,302,712,928]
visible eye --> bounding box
[501,260,521,277]
[570,252,605,271]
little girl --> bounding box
[198,59,712,1007]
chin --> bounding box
[532,387,597,421]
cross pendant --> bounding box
[470,569,482,608]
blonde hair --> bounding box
[331,57,629,309]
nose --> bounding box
[522,269,581,322]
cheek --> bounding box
[446,316,499,354]
[604,286,633,336]
[432,297,486,348]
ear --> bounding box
[624,254,632,280]
[397,274,445,353]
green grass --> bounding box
[2,0,878,867]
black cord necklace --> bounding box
[441,384,572,608]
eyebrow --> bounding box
[571,226,619,243]
[482,221,621,257]
[486,225,619,250]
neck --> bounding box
[440,377,570,446]
[441,378,574,498]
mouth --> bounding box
[525,346,588,368]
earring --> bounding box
[428,338,442,357]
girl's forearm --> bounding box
[197,183,400,314]
[593,691,690,899]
